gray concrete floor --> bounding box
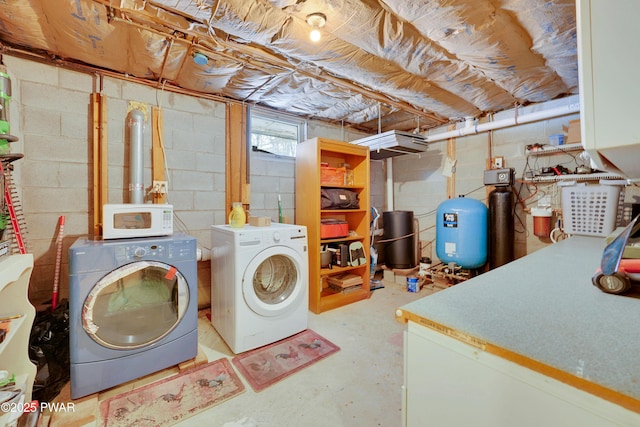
[181,278,436,427]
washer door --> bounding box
[82,260,189,350]
[242,245,306,317]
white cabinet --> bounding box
[403,322,640,427]
[0,255,36,426]
[577,0,640,181]
[398,236,640,426]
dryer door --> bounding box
[82,260,190,350]
[242,245,306,317]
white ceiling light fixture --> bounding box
[306,13,326,43]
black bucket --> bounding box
[382,211,415,269]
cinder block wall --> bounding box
[392,96,583,264]
[4,55,228,306]
[10,53,625,303]
[3,54,372,306]
[250,125,373,223]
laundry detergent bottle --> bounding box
[229,202,246,228]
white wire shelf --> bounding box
[523,172,627,183]
[525,142,584,156]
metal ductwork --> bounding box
[128,109,145,204]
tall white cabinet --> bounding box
[577,0,640,181]
[0,255,36,425]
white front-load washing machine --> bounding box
[211,223,308,354]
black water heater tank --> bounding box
[383,211,415,269]
[488,188,514,269]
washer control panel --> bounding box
[234,225,308,247]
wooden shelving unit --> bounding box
[295,138,370,314]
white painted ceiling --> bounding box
[0,0,578,133]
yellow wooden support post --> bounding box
[91,92,108,237]
[446,124,456,199]
[152,107,167,204]
[226,103,250,220]
[485,131,496,202]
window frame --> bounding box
[248,107,307,157]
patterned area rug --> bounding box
[99,358,244,426]
[232,329,340,392]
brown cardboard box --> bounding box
[248,216,271,226]
[564,119,581,144]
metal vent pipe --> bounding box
[128,109,145,204]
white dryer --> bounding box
[211,223,308,353]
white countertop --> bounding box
[398,235,640,410]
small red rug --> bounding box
[232,329,340,392]
[98,358,244,426]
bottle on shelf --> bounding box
[340,162,354,186]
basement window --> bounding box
[249,109,306,157]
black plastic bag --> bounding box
[29,299,70,402]
[321,188,359,209]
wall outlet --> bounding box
[491,156,504,169]
[152,180,167,194]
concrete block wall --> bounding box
[249,153,296,223]
[5,54,628,305]
[391,141,447,262]
[4,55,229,305]
[2,54,372,306]
[6,56,97,305]
[249,126,370,224]
[390,95,583,265]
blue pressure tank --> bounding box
[436,197,488,269]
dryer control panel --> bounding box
[114,243,166,261]
[113,236,196,262]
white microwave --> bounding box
[103,204,173,239]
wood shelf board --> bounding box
[320,235,364,244]
[311,287,371,314]
[320,264,367,276]
[321,208,368,214]
[321,184,366,190]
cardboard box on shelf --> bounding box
[564,119,581,144]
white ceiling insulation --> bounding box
[0,0,578,133]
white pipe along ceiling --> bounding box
[425,98,580,143]
[0,0,578,135]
